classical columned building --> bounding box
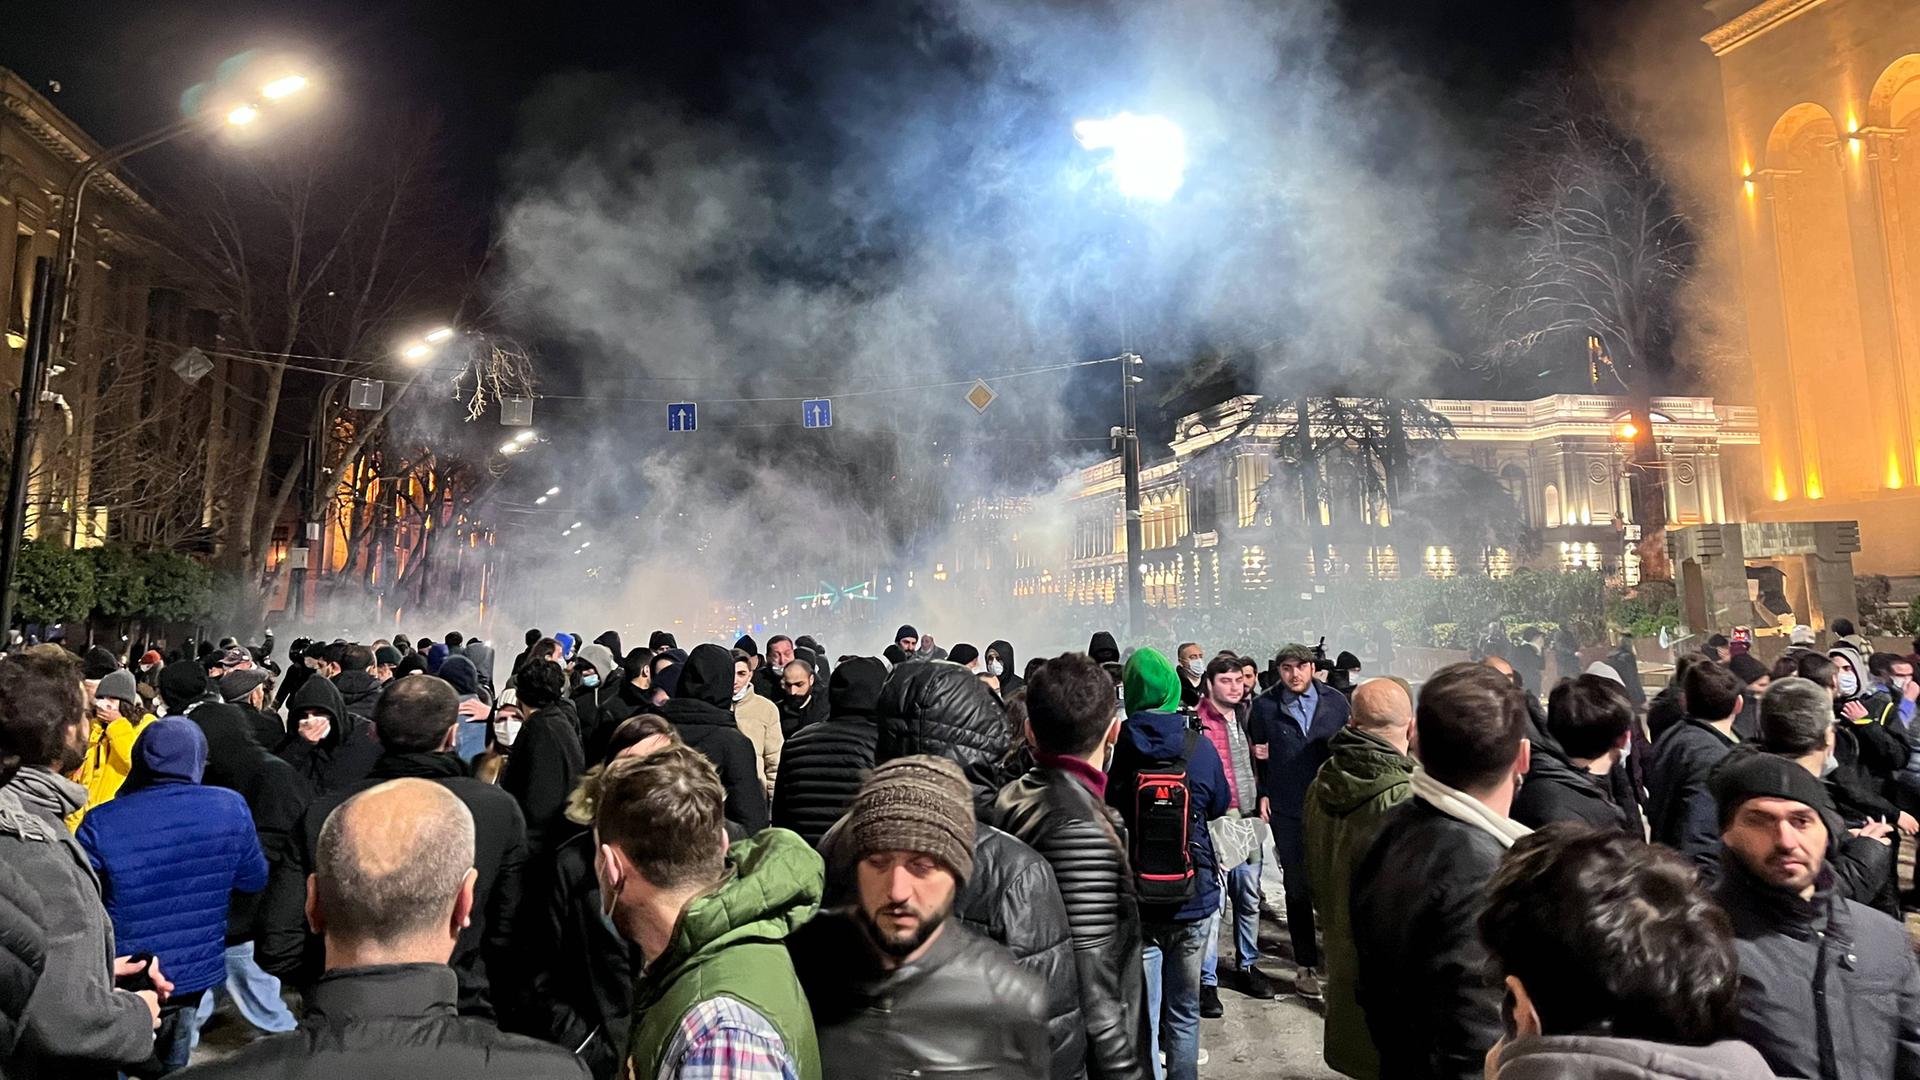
[1705,0,1920,574]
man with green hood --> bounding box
[593,745,823,1080]
[1303,677,1415,1079]
[1105,648,1229,1080]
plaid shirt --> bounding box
[653,996,799,1080]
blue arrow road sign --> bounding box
[802,398,833,429]
[667,402,697,432]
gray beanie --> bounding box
[95,668,139,710]
[846,755,976,883]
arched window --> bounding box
[1543,483,1561,528]
[1500,464,1530,526]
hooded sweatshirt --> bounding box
[986,639,1023,694]
[657,644,770,833]
[277,673,380,795]
[1087,632,1121,666]
[76,719,268,995]
[1107,648,1230,923]
[1303,725,1415,1079]
[1492,1036,1777,1080]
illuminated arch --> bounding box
[1763,102,1872,499]
[1869,56,1920,488]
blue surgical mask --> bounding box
[1836,671,1858,697]
[581,673,601,688]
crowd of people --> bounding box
[0,617,1916,1080]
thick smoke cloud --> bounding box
[487,0,1481,652]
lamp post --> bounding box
[1075,112,1186,639]
[0,69,308,642]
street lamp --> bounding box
[0,62,311,641]
[1076,111,1185,639]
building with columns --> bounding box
[1009,393,1759,613]
[0,68,253,551]
[1705,0,1920,574]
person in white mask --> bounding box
[731,649,783,800]
[1177,642,1207,711]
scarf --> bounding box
[10,766,87,820]
[1411,766,1530,848]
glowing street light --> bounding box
[1074,112,1188,202]
[546,486,561,496]
[401,342,432,362]
[513,430,536,444]
[261,74,309,100]
[226,104,260,126]
[424,326,455,343]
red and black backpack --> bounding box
[1129,729,1201,906]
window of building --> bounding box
[1543,483,1561,528]
[1234,454,1270,528]
[1423,545,1457,579]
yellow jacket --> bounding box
[67,711,158,830]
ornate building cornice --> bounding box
[1702,0,1830,57]
[0,89,156,219]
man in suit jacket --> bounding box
[1248,642,1349,1000]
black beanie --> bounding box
[895,625,919,643]
[81,646,120,681]
[156,660,213,711]
[829,657,888,717]
[525,628,543,647]
[1710,751,1832,832]
[734,634,759,657]
[649,630,678,651]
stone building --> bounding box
[1704,0,1920,574]
[1010,393,1759,613]
[0,68,252,551]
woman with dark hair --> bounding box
[498,660,585,859]
[508,714,671,1080]
[1480,825,1771,1078]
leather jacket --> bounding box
[994,766,1148,1080]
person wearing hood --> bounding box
[569,643,620,749]
[771,658,888,847]
[509,627,545,682]
[729,650,783,800]
[279,676,529,1022]
[1511,675,1635,833]
[502,659,587,859]
[1709,752,1920,1080]
[435,655,491,762]
[272,662,382,796]
[1827,643,1912,806]
[67,668,153,829]
[776,657,831,737]
[1608,634,1648,707]
[1105,648,1228,1080]
[593,631,623,665]
[584,651,658,761]
[1793,653,1916,859]
[461,638,497,696]
[330,644,384,725]
[426,641,451,674]
[816,659,1086,1080]
[1480,825,1775,1080]
[1086,632,1121,667]
[985,640,1023,696]
[1304,677,1415,1080]
[655,644,769,834]
[78,718,267,1070]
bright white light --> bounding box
[424,326,455,343]
[570,521,583,530]
[545,486,561,496]
[1074,112,1187,202]
[227,104,260,126]
[402,342,431,362]
[534,496,548,505]
[498,441,517,454]
[513,430,536,444]
[563,529,572,537]
[579,541,591,549]
[261,74,309,100]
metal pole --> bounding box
[0,257,57,642]
[1121,352,1146,639]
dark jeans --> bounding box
[146,988,207,1076]
[1272,820,1320,969]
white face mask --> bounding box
[494,717,522,747]
[1837,671,1859,697]
[1822,751,1839,777]
[1185,659,1205,677]
[1893,676,1912,693]
[986,660,1004,677]
[732,684,751,703]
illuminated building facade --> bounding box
[1011,394,1759,612]
[1706,0,1920,573]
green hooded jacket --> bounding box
[627,827,825,1080]
[1122,648,1182,715]
[1303,725,1414,1080]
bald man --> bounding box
[1302,679,1416,1080]
[179,779,586,1078]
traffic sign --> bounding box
[802,398,833,429]
[667,402,697,432]
[965,380,996,413]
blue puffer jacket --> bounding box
[77,718,267,995]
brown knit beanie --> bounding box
[847,755,976,884]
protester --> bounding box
[1479,825,1773,1080]
[1302,677,1414,1080]
[791,757,1049,1079]
[994,652,1147,1080]
[78,718,268,1070]
[776,658,831,737]
[756,636,795,700]
[0,648,163,1079]
[569,643,620,746]
[274,676,528,1019]
[655,643,770,834]
[1511,674,1634,831]
[1709,752,1920,1080]
[69,666,152,827]
[1248,641,1348,1000]
[593,746,822,1079]
[731,650,783,799]
[986,639,1023,695]
[1194,655,1268,1014]
[266,660,381,795]
[1352,662,1531,1080]
[1645,660,1744,878]
[332,643,384,723]
[179,778,587,1078]
[503,659,588,857]
[771,657,888,847]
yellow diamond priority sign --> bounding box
[965,380,997,414]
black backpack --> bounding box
[1129,728,1202,906]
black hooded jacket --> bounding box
[1087,632,1120,666]
[276,675,381,795]
[988,639,1024,696]
[656,644,769,833]
[500,700,585,860]
[332,670,384,723]
[770,658,886,848]
[1510,739,1630,833]
[876,660,1013,811]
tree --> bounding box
[141,549,213,624]
[87,544,150,623]
[16,540,95,626]
[1481,72,1698,581]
